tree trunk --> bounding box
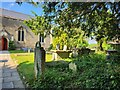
[99,40,103,51]
[98,39,103,51]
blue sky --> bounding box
[0,2,43,16]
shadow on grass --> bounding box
[17,61,35,87]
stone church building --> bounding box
[0,8,52,51]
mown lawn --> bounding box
[9,50,26,53]
[10,52,53,85]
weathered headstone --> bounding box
[52,52,57,61]
[56,44,60,50]
[72,48,78,57]
[34,41,46,79]
[63,45,67,51]
[69,62,77,72]
[28,48,30,53]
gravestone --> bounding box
[28,48,30,53]
[69,62,77,72]
[72,47,78,57]
[56,44,60,50]
[63,45,67,51]
[106,42,120,60]
[34,41,46,79]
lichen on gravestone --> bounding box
[69,62,77,72]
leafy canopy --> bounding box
[24,16,51,37]
[42,2,120,40]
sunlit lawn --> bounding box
[10,49,106,84]
[9,50,26,53]
[10,52,53,84]
[10,51,72,85]
[10,49,90,86]
[9,49,120,88]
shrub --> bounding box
[75,60,120,89]
[29,54,120,89]
[9,41,16,50]
[47,44,53,51]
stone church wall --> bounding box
[0,16,51,50]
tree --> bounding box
[17,1,120,50]
[42,2,120,50]
[52,27,88,50]
[24,15,51,37]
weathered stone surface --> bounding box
[0,82,2,90]
[69,62,77,72]
[34,42,46,78]
[3,76,21,83]
[0,78,3,84]
[0,78,3,90]
[13,80,24,88]
[0,10,39,50]
[0,63,4,68]
[12,71,19,76]
[3,68,17,73]
[0,8,52,50]
[2,82,14,88]
[0,70,2,78]
[0,64,3,89]
[0,51,25,89]
[3,72,11,77]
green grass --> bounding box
[10,52,87,85]
[10,52,52,84]
[88,44,97,49]
[9,50,26,53]
[10,52,120,88]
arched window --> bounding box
[18,27,24,41]
[38,33,44,43]
[22,30,24,41]
[18,30,21,41]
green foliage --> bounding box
[31,69,70,89]
[20,2,120,51]
[70,30,88,48]
[9,41,16,50]
[53,33,69,50]
[42,2,120,39]
[9,50,26,53]
[47,44,53,51]
[53,37,60,49]
[73,58,120,89]
[30,53,120,89]
[42,2,120,50]
[10,53,53,87]
[88,44,97,49]
[76,38,88,48]
[52,28,88,49]
[24,16,51,36]
[102,40,111,50]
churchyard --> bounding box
[0,1,120,89]
[9,42,120,89]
